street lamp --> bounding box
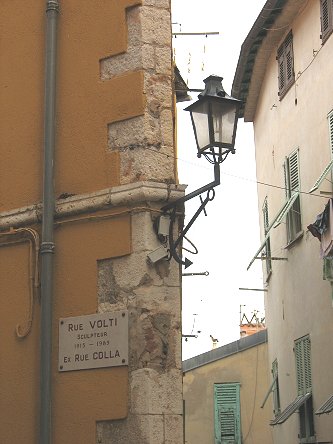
[186,75,240,162]
[159,75,241,268]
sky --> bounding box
[170,0,267,360]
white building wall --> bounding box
[253,1,333,443]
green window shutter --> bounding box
[263,198,269,232]
[273,192,299,228]
[295,340,305,395]
[309,159,333,193]
[214,383,241,444]
[295,335,312,396]
[321,0,333,41]
[321,0,330,35]
[329,110,333,157]
[284,149,300,196]
[277,31,294,96]
[272,359,281,415]
[262,198,272,275]
[277,46,285,93]
[309,112,333,193]
[303,337,312,394]
[283,160,288,197]
[283,149,302,242]
[287,149,300,192]
[285,34,294,84]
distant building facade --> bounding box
[183,330,271,444]
[233,1,333,443]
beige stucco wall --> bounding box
[253,1,333,443]
[183,341,272,444]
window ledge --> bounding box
[285,230,304,249]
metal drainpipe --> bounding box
[40,1,59,443]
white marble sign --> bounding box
[58,311,128,372]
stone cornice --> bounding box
[0,181,186,230]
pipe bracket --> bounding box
[40,242,55,254]
[46,1,60,13]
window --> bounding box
[277,31,295,97]
[295,335,315,443]
[247,151,302,270]
[270,336,315,440]
[284,149,302,244]
[262,198,272,277]
[320,0,333,43]
[247,192,298,270]
[214,383,241,444]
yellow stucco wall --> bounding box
[0,0,144,212]
[0,1,145,441]
[183,342,273,444]
[0,213,131,443]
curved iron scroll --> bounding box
[168,189,216,268]
[162,162,220,268]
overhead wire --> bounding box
[144,146,331,200]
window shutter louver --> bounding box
[329,111,333,156]
[315,394,333,415]
[220,408,236,440]
[277,31,294,96]
[295,336,312,396]
[303,337,312,393]
[283,160,289,197]
[322,0,329,33]
[309,159,333,193]
[272,359,281,415]
[288,150,300,191]
[285,37,294,82]
[277,44,285,93]
[321,0,333,41]
[286,51,293,82]
[309,112,333,193]
[263,198,269,232]
[282,149,302,243]
[279,59,285,92]
[295,341,305,395]
[284,32,293,47]
[262,198,272,275]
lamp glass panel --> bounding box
[191,101,210,150]
[211,100,238,146]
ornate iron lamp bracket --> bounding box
[161,162,220,268]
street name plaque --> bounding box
[58,311,128,372]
